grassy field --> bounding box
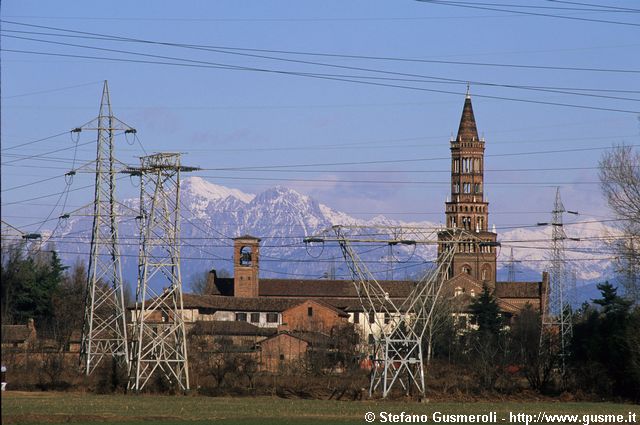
[1,391,638,425]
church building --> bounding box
[134,93,549,357]
[437,91,548,318]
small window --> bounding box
[307,306,313,317]
[266,313,278,323]
[235,312,247,322]
[368,312,375,324]
[368,334,375,345]
[250,312,260,323]
[384,313,390,324]
[353,312,360,324]
[279,354,285,361]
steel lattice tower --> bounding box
[127,153,197,392]
[80,81,135,375]
[541,188,576,375]
[305,225,468,398]
[507,248,517,282]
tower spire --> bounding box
[440,93,496,285]
[457,90,479,142]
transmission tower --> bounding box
[540,188,578,376]
[126,153,197,392]
[80,81,135,375]
[507,247,518,281]
[305,225,467,398]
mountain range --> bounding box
[54,176,618,303]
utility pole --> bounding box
[539,188,578,377]
[80,81,135,375]
[126,153,197,392]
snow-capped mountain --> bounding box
[54,176,617,296]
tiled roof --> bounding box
[1,325,33,343]
[182,294,298,311]
[259,279,414,298]
[495,281,541,298]
[180,293,400,313]
[282,299,350,318]
[190,320,277,337]
[260,330,332,347]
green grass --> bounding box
[2,391,638,425]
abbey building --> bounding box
[130,94,548,364]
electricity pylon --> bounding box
[305,225,469,398]
[540,188,578,376]
[126,153,197,392]
[507,247,520,281]
[80,81,135,375]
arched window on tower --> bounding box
[462,158,472,173]
[239,246,253,266]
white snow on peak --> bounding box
[182,176,255,203]
[319,204,361,226]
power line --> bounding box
[1,130,71,151]
[0,80,102,99]
[196,144,640,171]
[1,140,94,164]
[194,174,603,186]
[2,34,639,114]
[5,29,640,104]
[416,0,640,27]
[548,0,640,13]
[6,47,637,115]
[3,20,639,74]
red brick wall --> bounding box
[281,301,345,333]
[259,333,308,372]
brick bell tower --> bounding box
[439,90,498,287]
[233,235,260,297]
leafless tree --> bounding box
[51,260,86,350]
[599,144,640,303]
[423,295,455,364]
[207,336,236,388]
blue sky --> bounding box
[2,1,639,235]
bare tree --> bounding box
[423,295,454,365]
[52,260,86,350]
[599,144,640,303]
